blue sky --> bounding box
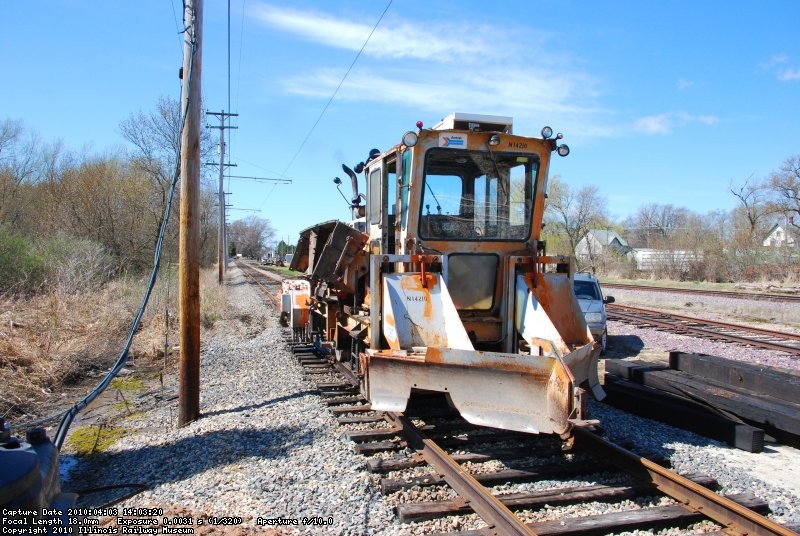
[2,1,798,244]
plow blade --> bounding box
[366,344,594,435]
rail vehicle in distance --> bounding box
[281,113,605,437]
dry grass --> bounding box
[0,266,230,422]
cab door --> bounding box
[366,153,397,254]
[366,159,387,254]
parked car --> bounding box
[573,273,614,354]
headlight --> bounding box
[585,312,603,323]
[402,131,418,147]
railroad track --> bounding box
[240,262,798,534]
[607,303,800,357]
[290,342,796,535]
[236,261,284,309]
[603,282,800,303]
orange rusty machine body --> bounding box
[283,113,604,436]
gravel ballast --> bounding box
[62,265,397,533]
[59,268,800,534]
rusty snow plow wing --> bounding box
[365,259,603,436]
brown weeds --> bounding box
[0,267,229,422]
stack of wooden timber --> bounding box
[602,351,800,453]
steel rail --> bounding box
[238,261,283,309]
[603,282,800,303]
[608,304,800,356]
[385,412,536,536]
[609,303,800,342]
[573,428,798,536]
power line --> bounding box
[226,174,291,184]
[276,0,393,182]
[169,0,184,50]
[231,154,292,180]
[228,0,231,115]
[236,0,247,115]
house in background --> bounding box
[575,229,630,262]
[762,223,796,247]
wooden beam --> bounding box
[669,351,800,403]
[619,367,800,436]
[603,375,764,452]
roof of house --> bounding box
[585,229,629,247]
[764,223,783,236]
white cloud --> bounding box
[693,114,719,126]
[248,3,635,141]
[282,64,602,126]
[632,112,719,135]
[778,68,800,81]
[760,54,800,82]
[677,78,694,90]
[633,114,672,135]
[761,54,788,70]
[249,3,490,62]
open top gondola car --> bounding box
[284,113,604,437]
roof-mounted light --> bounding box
[402,131,418,147]
[557,144,570,157]
[488,133,501,146]
[416,120,424,131]
[541,126,553,139]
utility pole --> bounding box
[223,174,291,259]
[178,0,203,427]
[206,110,238,283]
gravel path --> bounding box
[58,269,800,534]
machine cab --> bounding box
[364,113,557,352]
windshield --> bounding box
[574,280,601,301]
[419,148,538,241]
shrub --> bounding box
[0,226,46,295]
[35,236,114,294]
[0,227,113,296]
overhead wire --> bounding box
[231,154,292,180]
[52,5,200,450]
[235,0,246,115]
[274,0,393,185]
[169,0,185,50]
[228,0,247,183]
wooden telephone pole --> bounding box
[178,0,203,427]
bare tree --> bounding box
[729,175,770,244]
[623,203,691,248]
[227,216,276,259]
[119,96,218,268]
[119,96,215,245]
[119,96,184,190]
[52,155,154,271]
[0,119,47,228]
[767,155,800,236]
[544,176,608,256]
